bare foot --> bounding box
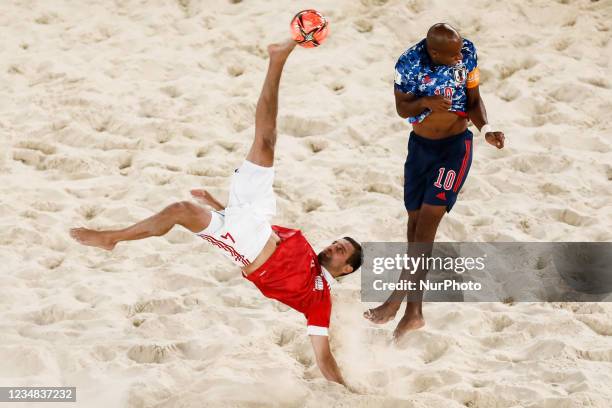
[363,301,401,324]
[70,228,116,251]
[392,315,425,342]
[267,39,296,61]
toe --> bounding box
[364,310,378,322]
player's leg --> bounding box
[393,133,473,339]
[363,209,420,324]
[70,201,211,250]
[363,140,425,324]
[393,203,446,341]
[407,210,419,242]
[245,39,296,168]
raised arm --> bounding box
[309,335,345,385]
[190,189,225,211]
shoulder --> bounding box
[462,38,477,57]
[397,39,426,68]
[462,38,478,70]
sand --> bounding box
[1,0,611,407]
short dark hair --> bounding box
[343,236,362,274]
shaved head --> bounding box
[425,23,463,66]
[427,23,461,49]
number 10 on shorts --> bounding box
[433,167,456,191]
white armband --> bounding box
[480,124,493,135]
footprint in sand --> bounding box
[226,100,255,132]
[28,304,97,325]
[578,75,611,89]
[15,140,57,155]
[550,83,592,104]
[489,315,514,333]
[366,183,396,196]
[174,341,227,361]
[496,83,521,102]
[539,182,567,195]
[77,204,103,220]
[275,328,299,347]
[508,154,570,174]
[160,85,182,98]
[280,114,333,138]
[0,226,43,246]
[306,137,329,153]
[550,208,594,227]
[127,343,184,364]
[38,256,64,270]
[553,36,573,52]
[577,348,612,363]
[360,0,389,6]
[327,80,346,94]
[497,57,538,80]
[143,168,173,186]
[576,314,612,336]
[117,153,133,172]
[126,297,188,317]
[411,374,442,393]
[302,198,322,213]
[12,149,43,168]
[421,340,451,364]
[471,216,494,227]
[227,64,245,77]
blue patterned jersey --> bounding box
[394,38,480,124]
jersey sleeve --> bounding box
[394,52,419,95]
[305,297,331,336]
[463,40,480,89]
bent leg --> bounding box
[70,201,211,250]
[245,40,296,168]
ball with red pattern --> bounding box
[290,10,329,48]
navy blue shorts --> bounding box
[404,129,473,212]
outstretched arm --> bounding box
[190,189,225,211]
[310,335,345,385]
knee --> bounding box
[263,129,277,150]
[165,201,197,218]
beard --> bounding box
[317,250,331,267]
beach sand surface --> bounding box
[1,0,611,406]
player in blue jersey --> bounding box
[364,23,505,340]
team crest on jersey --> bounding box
[314,275,324,291]
[453,65,467,85]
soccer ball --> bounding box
[290,9,329,48]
